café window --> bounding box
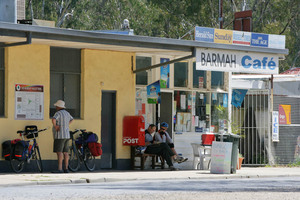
[193,62,206,89]
[194,92,210,132]
[136,56,151,85]
[174,90,192,132]
[211,93,228,133]
[50,47,81,118]
[211,71,224,89]
[174,62,188,87]
[0,46,4,117]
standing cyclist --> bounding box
[52,100,73,173]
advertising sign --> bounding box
[272,111,279,142]
[251,33,269,47]
[214,29,233,44]
[194,26,214,42]
[279,104,291,124]
[147,80,160,104]
[233,31,251,45]
[196,48,279,74]
[194,26,285,50]
[15,84,44,120]
[269,34,286,49]
[160,58,170,88]
[210,141,232,174]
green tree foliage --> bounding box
[25,0,299,71]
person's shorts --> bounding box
[53,139,70,153]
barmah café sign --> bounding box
[196,48,279,74]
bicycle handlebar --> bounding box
[17,127,49,136]
[70,129,86,135]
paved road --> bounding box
[0,177,299,200]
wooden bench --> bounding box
[131,146,165,170]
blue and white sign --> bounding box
[251,33,269,47]
[233,31,251,46]
[195,26,214,42]
[272,111,279,142]
[196,48,279,74]
[269,34,286,49]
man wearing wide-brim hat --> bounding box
[51,100,73,173]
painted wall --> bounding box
[81,49,135,159]
[0,44,52,159]
[0,45,135,162]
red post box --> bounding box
[123,116,145,146]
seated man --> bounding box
[154,122,188,163]
[143,124,178,171]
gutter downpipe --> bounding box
[268,74,274,165]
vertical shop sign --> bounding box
[147,81,160,104]
[223,94,228,108]
[279,104,291,124]
[272,111,279,142]
[15,84,44,120]
[160,58,170,88]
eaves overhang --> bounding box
[0,22,289,57]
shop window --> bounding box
[193,62,206,88]
[136,56,151,85]
[211,93,228,133]
[50,47,81,118]
[174,62,188,87]
[195,92,210,132]
[174,90,192,132]
[211,71,224,89]
[0,47,4,116]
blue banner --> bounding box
[147,81,160,104]
[223,94,228,108]
[231,89,248,108]
[195,26,214,42]
[251,33,269,47]
[160,58,170,88]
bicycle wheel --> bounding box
[68,143,80,172]
[84,147,96,171]
[33,146,43,172]
[10,156,25,173]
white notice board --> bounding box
[210,141,232,174]
[15,84,44,120]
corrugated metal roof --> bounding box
[0,22,289,57]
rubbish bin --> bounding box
[216,133,241,174]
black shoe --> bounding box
[51,170,64,173]
[169,166,179,171]
[64,169,69,173]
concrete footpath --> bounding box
[0,167,299,187]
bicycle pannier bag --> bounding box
[13,140,29,161]
[2,140,12,160]
[85,132,98,143]
[88,142,102,157]
[25,125,38,139]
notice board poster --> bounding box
[15,84,44,120]
[210,141,232,174]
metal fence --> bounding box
[232,90,270,166]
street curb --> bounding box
[1,173,300,187]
